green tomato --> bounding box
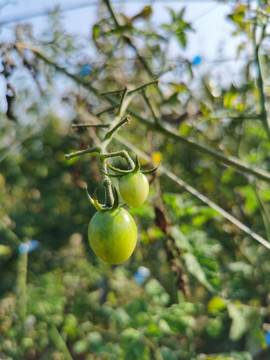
[88,208,137,264]
[119,172,149,208]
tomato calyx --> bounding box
[86,185,121,211]
[102,155,162,178]
[86,155,162,211]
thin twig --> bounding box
[65,145,101,160]
[127,79,159,96]
[142,90,162,126]
[104,115,131,139]
[72,123,109,128]
[95,105,118,116]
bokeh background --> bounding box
[0,0,270,359]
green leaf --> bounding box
[112,308,131,328]
[92,24,100,39]
[145,279,170,306]
[200,102,211,116]
[125,297,149,318]
[206,318,223,338]
[177,32,187,48]
[237,185,259,215]
[168,8,177,22]
[164,92,180,105]
[184,253,215,292]
[227,262,253,278]
[161,303,198,333]
[161,347,178,360]
[121,328,140,343]
[121,331,149,360]
[162,313,195,333]
[145,323,162,338]
[223,91,238,108]
[227,5,247,25]
[227,303,247,341]
[171,226,192,252]
[73,339,88,354]
[129,204,155,220]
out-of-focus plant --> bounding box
[0,0,270,359]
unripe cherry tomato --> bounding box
[88,207,137,264]
[119,172,149,208]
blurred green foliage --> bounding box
[0,1,270,359]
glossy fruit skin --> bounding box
[88,208,137,264]
[119,172,149,208]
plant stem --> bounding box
[115,87,128,117]
[101,161,114,207]
[142,90,162,126]
[101,150,135,169]
[127,79,159,96]
[16,251,28,359]
[100,89,123,96]
[103,0,154,77]
[104,115,130,140]
[65,145,101,160]
[103,0,119,28]
[72,123,109,128]
[17,252,28,322]
[95,105,118,116]
[49,325,74,360]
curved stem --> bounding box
[101,150,135,169]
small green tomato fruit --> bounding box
[88,207,137,264]
[119,172,149,208]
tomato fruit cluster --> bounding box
[87,156,160,264]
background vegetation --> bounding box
[0,0,270,359]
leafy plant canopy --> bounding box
[0,0,270,359]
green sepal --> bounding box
[106,161,134,175]
[133,155,140,173]
[111,187,119,210]
[100,169,123,178]
[93,188,106,211]
[86,186,95,207]
[141,160,162,175]
[86,187,105,211]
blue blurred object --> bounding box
[79,64,92,76]
[18,240,40,254]
[192,56,202,66]
[265,331,270,346]
[133,266,150,285]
